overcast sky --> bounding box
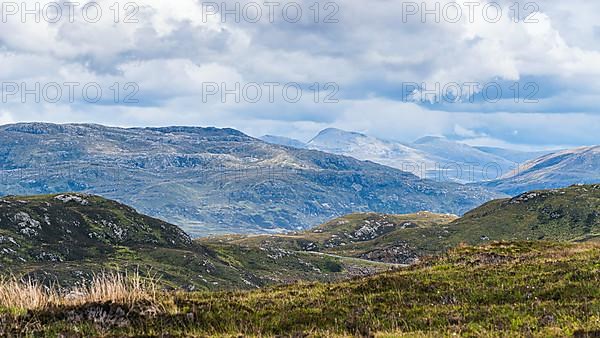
[1,0,599,150]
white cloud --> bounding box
[0,0,598,147]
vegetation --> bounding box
[1,241,599,337]
[3,184,600,291]
[0,271,158,313]
[449,183,600,243]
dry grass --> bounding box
[0,271,159,312]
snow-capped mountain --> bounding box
[483,146,600,194]
[410,136,524,181]
[306,128,440,176]
[305,128,544,183]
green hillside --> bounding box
[448,184,600,243]
[1,186,600,336]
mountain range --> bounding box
[262,128,550,183]
[0,123,499,236]
[259,135,308,149]
[262,128,600,195]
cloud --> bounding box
[0,0,598,148]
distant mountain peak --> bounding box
[305,128,535,183]
[412,135,446,144]
[308,128,366,144]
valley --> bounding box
[202,184,600,265]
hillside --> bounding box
[1,187,600,336]
[0,122,499,235]
[204,184,600,264]
[483,146,600,195]
[0,193,192,263]
[448,183,600,243]
[3,185,599,293]
[3,241,599,337]
[0,194,394,290]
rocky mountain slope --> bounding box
[0,193,191,263]
[0,194,393,290]
[0,122,499,235]
[483,146,600,195]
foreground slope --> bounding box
[3,241,599,337]
[0,194,394,290]
[0,122,499,235]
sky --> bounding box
[1,0,599,150]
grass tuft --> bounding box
[0,271,159,313]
